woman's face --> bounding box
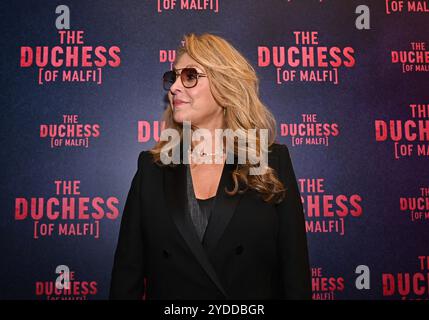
[168,53,224,129]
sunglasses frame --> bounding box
[163,67,207,91]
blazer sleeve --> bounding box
[109,151,146,300]
[275,144,312,299]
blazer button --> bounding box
[235,245,244,255]
[162,249,171,259]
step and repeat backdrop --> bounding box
[1,0,428,300]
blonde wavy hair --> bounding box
[150,32,286,204]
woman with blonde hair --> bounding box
[110,32,311,300]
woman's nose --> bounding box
[169,73,184,93]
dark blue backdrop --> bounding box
[1,0,428,299]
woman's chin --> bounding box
[173,113,188,124]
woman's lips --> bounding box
[173,101,188,107]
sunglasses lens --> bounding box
[163,71,175,91]
[181,68,198,88]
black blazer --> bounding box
[109,143,311,300]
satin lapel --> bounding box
[163,162,229,298]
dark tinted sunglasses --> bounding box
[162,67,207,91]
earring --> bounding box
[223,107,226,116]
